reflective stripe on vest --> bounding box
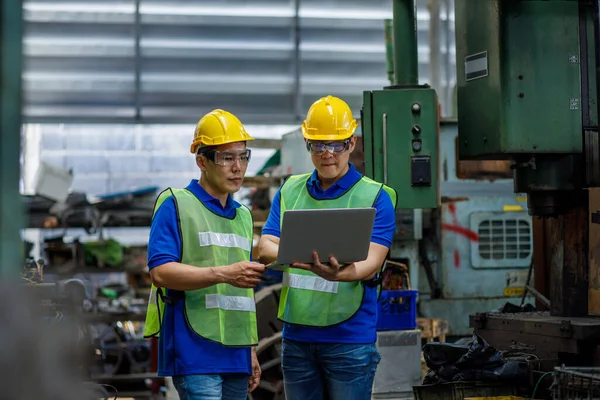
[276,173,397,327]
[143,187,258,347]
[198,232,251,252]
[283,271,340,294]
[205,294,257,312]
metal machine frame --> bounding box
[362,0,600,374]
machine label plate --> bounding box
[570,98,580,110]
[465,51,488,81]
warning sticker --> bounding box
[504,287,525,297]
[504,271,530,297]
[465,51,488,81]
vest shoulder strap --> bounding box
[280,173,311,201]
[283,173,311,187]
[382,184,398,210]
[358,176,398,210]
[237,202,252,217]
[152,187,184,216]
[236,203,254,229]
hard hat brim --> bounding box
[190,136,254,154]
[301,131,355,141]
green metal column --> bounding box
[0,0,24,277]
[392,0,418,86]
[384,19,394,85]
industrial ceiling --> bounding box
[23,0,455,125]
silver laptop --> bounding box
[270,207,376,267]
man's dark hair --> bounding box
[196,145,216,157]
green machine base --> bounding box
[362,85,440,209]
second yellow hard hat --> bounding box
[301,95,357,141]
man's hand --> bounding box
[218,262,266,288]
[248,347,261,392]
[291,251,344,281]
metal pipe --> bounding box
[383,113,388,184]
[384,19,394,85]
[293,0,301,120]
[526,285,551,310]
[134,0,141,121]
[443,0,452,117]
[428,0,441,94]
[520,260,534,308]
[392,0,419,86]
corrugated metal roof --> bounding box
[23,0,455,124]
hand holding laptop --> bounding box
[291,251,342,282]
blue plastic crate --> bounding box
[376,289,418,331]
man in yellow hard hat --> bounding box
[144,109,266,399]
[258,96,397,400]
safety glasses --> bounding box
[202,149,252,166]
[305,139,350,155]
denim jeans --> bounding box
[281,338,381,400]
[172,374,248,400]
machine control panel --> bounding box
[411,155,431,186]
[362,86,439,209]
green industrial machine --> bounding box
[366,0,599,216]
[455,0,600,217]
[362,0,440,210]
[365,0,600,375]
[454,0,600,369]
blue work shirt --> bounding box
[261,163,396,344]
[147,179,252,377]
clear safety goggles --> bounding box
[305,139,350,155]
[201,149,252,166]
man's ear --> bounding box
[196,154,207,171]
[348,135,357,152]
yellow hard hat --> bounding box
[190,109,255,154]
[301,95,357,141]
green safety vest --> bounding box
[143,187,258,347]
[277,173,397,327]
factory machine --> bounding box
[362,0,600,374]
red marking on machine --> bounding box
[448,203,457,215]
[443,203,480,269]
[442,223,480,242]
[443,203,479,241]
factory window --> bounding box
[469,212,533,268]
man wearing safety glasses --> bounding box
[258,96,397,400]
[144,109,266,400]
